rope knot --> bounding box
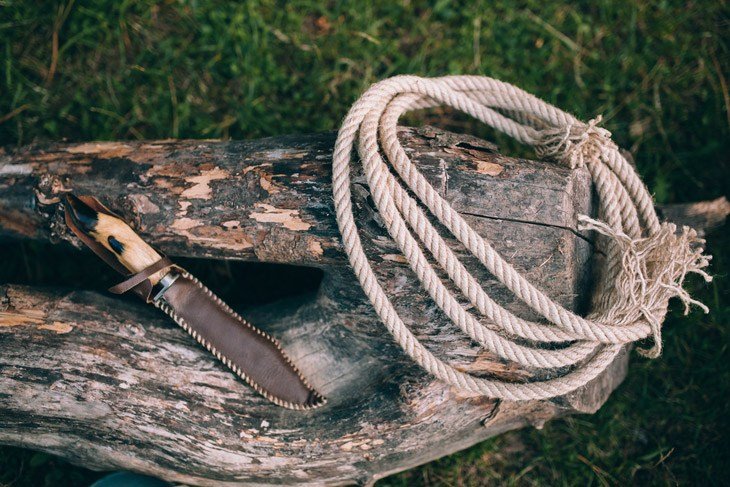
[578,216,712,358]
[536,115,613,169]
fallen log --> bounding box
[0,127,709,485]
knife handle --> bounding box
[64,194,167,285]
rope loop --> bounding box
[332,75,711,400]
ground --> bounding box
[0,1,728,485]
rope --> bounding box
[332,75,712,401]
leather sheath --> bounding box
[153,272,323,408]
[65,196,324,409]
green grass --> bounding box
[1,0,728,485]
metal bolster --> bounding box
[153,272,180,303]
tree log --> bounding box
[0,127,627,485]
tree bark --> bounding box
[0,127,629,485]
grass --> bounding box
[0,0,728,485]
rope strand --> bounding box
[332,75,712,400]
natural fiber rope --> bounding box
[332,75,712,401]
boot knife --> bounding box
[63,194,326,410]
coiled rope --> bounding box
[331,75,712,401]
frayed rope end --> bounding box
[535,116,613,169]
[578,215,712,358]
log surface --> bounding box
[0,128,627,486]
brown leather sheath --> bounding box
[64,196,325,410]
[153,272,323,408]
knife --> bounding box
[63,194,326,410]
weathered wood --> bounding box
[658,197,729,237]
[0,127,624,486]
[0,129,593,270]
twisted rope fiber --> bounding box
[332,75,712,401]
